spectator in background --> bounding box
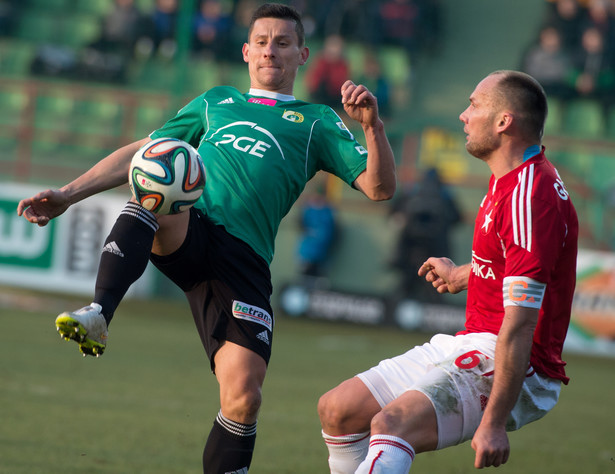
[521,26,575,101]
[544,0,588,50]
[376,0,421,58]
[322,0,380,45]
[90,0,145,55]
[570,26,615,105]
[305,34,349,109]
[358,51,392,118]
[584,0,615,60]
[192,0,232,61]
[141,0,179,59]
[415,0,443,55]
[389,167,461,302]
[0,0,19,37]
[78,0,147,82]
[296,184,338,279]
[227,0,259,63]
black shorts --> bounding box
[150,208,274,370]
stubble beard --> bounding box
[466,133,498,160]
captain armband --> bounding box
[502,276,546,309]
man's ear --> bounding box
[242,43,249,63]
[497,112,514,133]
[299,46,310,66]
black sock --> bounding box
[94,202,159,325]
[202,411,257,474]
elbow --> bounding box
[354,169,397,201]
[369,180,396,201]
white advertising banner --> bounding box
[0,183,154,297]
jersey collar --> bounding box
[248,89,296,102]
[523,144,541,162]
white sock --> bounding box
[355,434,415,474]
[322,430,370,474]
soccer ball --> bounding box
[129,137,206,215]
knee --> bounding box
[318,389,348,431]
[369,408,399,434]
[221,385,262,423]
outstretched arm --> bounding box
[17,138,150,226]
[342,80,396,201]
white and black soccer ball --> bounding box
[129,137,206,215]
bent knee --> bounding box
[318,387,375,435]
[370,408,400,434]
[318,390,344,427]
[221,387,262,423]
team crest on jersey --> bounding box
[232,300,273,331]
[282,110,304,123]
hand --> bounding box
[418,257,466,294]
[471,423,510,468]
[341,80,379,128]
[17,189,71,227]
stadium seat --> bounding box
[607,106,615,141]
[379,46,411,86]
[0,39,37,76]
[134,102,168,138]
[73,97,124,137]
[33,93,77,133]
[186,59,219,95]
[132,59,176,91]
[544,97,563,136]
[0,87,30,127]
[25,0,72,10]
[30,138,105,171]
[562,99,605,139]
[59,14,101,49]
[74,0,114,16]
[17,13,61,45]
[0,136,19,163]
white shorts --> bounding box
[357,332,561,449]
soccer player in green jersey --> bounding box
[17,3,396,472]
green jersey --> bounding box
[150,86,368,264]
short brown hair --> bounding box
[248,3,305,47]
[489,70,548,141]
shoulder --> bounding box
[285,100,332,118]
[202,86,243,101]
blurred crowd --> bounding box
[521,0,615,108]
[0,0,443,117]
[0,0,441,83]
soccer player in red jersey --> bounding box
[318,70,578,473]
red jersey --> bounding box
[461,149,578,383]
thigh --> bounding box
[152,207,191,256]
[359,333,498,449]
[356,334,458,408]
[149,207,212,291]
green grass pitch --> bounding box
[1,290,614,473]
